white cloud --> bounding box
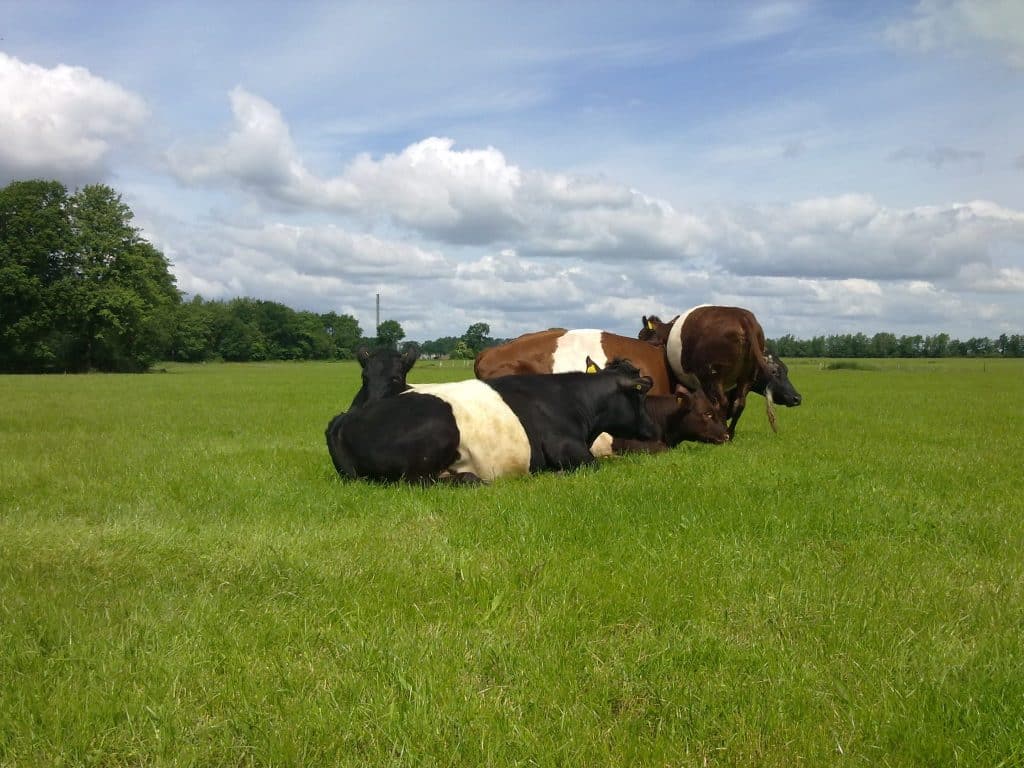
[0,52,148,184]
[714,195,1024,280]
[886,0,1024,68]
[167,89,714,259]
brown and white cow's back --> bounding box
[475,329,675,395]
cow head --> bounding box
[761,353,802,407]
[662,385,730,445]
[351,346,419,408]
[590,357,658,442]
[638,315,673,346]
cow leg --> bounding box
[705,378,731,424]
[543,439,597,472]
[727,384,752,438]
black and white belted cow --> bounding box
[326,352,657,484]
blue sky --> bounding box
[2,1,1022,341]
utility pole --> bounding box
[375,293,380,333]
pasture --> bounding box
[1,358,1022,766]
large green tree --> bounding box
[61,185,180,371]
[1,180,180,372]
[0,180,73,371]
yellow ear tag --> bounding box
[676,396,684,405]
[586,363,599,373]
[646,320,654,330]
[635,383,644,391]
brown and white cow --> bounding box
[638,305,802,437]
[474,328,726,453]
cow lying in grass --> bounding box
[582,357,729,455]
[326,353,657,484]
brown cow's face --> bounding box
[665,388,730,445]
[638,315,672,345]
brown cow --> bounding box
[585,357,728,451]
[638,306,802,437]
[475,328,725,453]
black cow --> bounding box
[350,346,419,407]
[326,358,657,484]
[325,347,418,478]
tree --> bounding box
[376,319,405,349]
[61,185,180,371]
[461,322,492,355]
[450,339,474,359]
[0,180,73,371]
[320,312,363,358]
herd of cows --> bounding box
[325,305,803,484]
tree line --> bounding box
[0,180,503,370]
[767,332,1024,358]
[3,179,1021,372]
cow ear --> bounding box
[585,356,599,374]
[630,376,653,394]
[356,347,370,367]
[645,316,655,331]
[401,345,420,369]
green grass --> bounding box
[2,358,1023,766]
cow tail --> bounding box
[765,389,778,433]
[743,312,778,433]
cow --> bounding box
[582,357,729,453]
[350,345,419,407]
[326,357,658,484]
[638,306,802,437]
[325,346,420,479]
[474,327,722,454]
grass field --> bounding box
[2,357,1023,766]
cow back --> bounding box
[476,328,674,395]
[409,381,532,481]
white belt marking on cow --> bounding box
[551,330,606,373]
[666,304,710,382]
[550,330,616,457]
[409,380,531,481]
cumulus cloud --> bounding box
[886,0,1024,68]
[166,87,359,209]
[0,52,148,184]
[713,194,1024,281]
[167,89,713,259]
[889,145,985,168]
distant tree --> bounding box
[450,339,474,359]
[320,312,362,359]
[376,319,405,349]
[420,336,459,357]
[461,322,492,355]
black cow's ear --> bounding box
[585,356,600,374]
[356,347,370,367]
[644,316,654,331]
[402,346,420,369]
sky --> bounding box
[2,0,1023,341]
